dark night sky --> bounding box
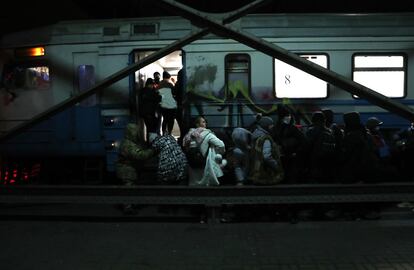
[1,0,414,36]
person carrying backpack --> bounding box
[305,111,336,183]
[231,127,253,186]
[341,111,379,184]
[182,116,226,186]
[249,116,284,185]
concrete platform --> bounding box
[1,213,414,269]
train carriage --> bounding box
[1,12,414,184]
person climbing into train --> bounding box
[273,104,307,183]
[158,71,177,135]
[173,68,186,145]
[249,116,284,185]
[182,116,227,186]
[140,78,161,137]
[115,123,155,214]
[149,132,188,184]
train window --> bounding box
[353,55,406,98]
[77,65,96,107]
[274,54,328,98]
[1,64,50,91]
[225,54,250,99]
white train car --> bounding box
[0,13,413,184]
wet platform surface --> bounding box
[1,204,414,270]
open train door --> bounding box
[131,49,184,140]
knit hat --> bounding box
[258,116,274,131]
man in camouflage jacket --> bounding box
[115,123,154,186]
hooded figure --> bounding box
[305,111,336,183]
[274,106,307,183]
[250,116,284,185]
[341,112,379,183]
[277,105,292,125]
[366,117,390,159]
[231,127,252,185]
[343,111,364,132]
[322,108,344,153]
[115,123,154,185]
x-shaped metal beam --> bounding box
[160,0,414,122]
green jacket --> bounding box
[116,124,154,182]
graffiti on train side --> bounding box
[186,65,278,115]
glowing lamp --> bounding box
[15,47,45,57]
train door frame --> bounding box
[130,48,184,140]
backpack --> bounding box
[315,128,336,158]
[185,131,210,168]
[249,134,284,185]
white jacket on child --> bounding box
[188,129,226,186]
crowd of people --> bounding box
[118,71,414,190]
[139,70,182,137]
[117,104,414,190]
[114,75,414,217]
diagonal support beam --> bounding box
[0,0,270,143]
[160,0,414,122]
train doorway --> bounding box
[132,50,183,140]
